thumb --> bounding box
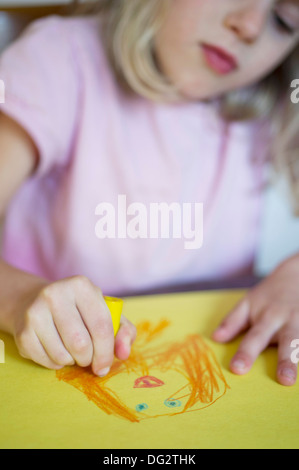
[114,315,137,361]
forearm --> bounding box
[0,257,49,334]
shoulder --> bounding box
[20,13,99,41]
[33,14,103,52]
[28,14,109,79]
[0,13,107,97]
[1,14,101,66]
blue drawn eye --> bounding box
[164,398,182,408]
[135,403,148,412]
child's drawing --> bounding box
[57,320,229,422]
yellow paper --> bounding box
[0,289,298,449]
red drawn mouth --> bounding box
[134,376,165,388]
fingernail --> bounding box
[96,367,110,377]
[124,335,132,348]
[214,326,226,336]
[214,326,224,333]
[281,368,295,380]
[231,359,246,370]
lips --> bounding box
[201,43,238,75]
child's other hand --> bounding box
[212,253,299,386]
[12,275,136,376]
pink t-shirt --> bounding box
[0,15,268,296]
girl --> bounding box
[0,0,298,385]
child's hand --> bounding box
[12,275,136,375]
[212,253,299,386]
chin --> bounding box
[179,86,221,101]
[174,76,219,101]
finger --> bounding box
[114,315,137,361]
[51,303,93,368]
[230,309,283,375]
[17,329,64,370]
[212,298,251,342]
[277,322,299,386]
[75,279,115,376]
[34,310,76,367]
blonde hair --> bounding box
[72,0,299,215]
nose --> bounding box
[224,0,270,43]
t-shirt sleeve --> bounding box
[0,15,80,178]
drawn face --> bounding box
[57,321,229,422]
[108,369,194,419]
[154,0,299,100]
